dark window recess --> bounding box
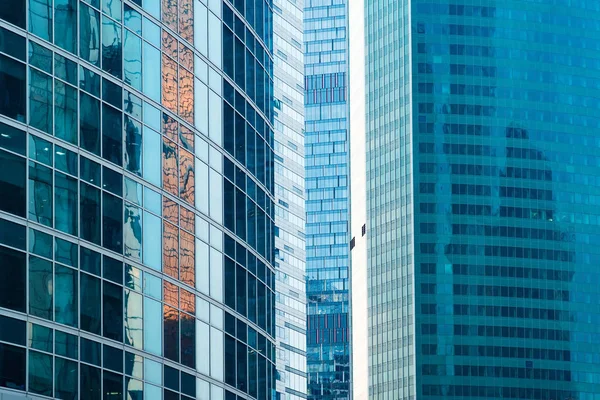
[0,315,26,345]
[0,0,26,28]
[0,218,26,250]
[0,149,26,217]
[0,246,26,312]
[0,55,26,122]
[350,237,355,250]
[362,224,366,236]
[0,342,26,390]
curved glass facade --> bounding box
[366,1,600,399]
[0,0,276,398]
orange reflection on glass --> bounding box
[161,0,178,32]
[179,148,195,205]
[161,54,178,115]
[162,197,179,225]
[179,43,194,71]
[162,137,178,196]
[180,206,195,233]
[162,113,179,145]
[163,280,179,308]
[180,288,195,314]
[178,67,194,125]
[179,0,194,44]
[179,124,194,152]
[163,221,179,279]
[162,30,178,61]
[180,230,195,287]
[163,304,179,362]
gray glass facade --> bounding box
[366,1,600,399]
[304,0,350,397]
[0,0,277,398]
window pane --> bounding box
[28,41,52,73]
[103,281,124,342]
[80,183,101,244]
[55,330,78,359]
[102,166,123,196]
[28,323,52,352]
[80,156,101,186]
[144,297,162,356]
[0,0,26,28]
[103,345,123,372]
[0,149,26,216]
[54,0,77,53]
[0,122,26,155]
[80,4,100,66]
[29,159,54,224]
[55,171,78,236]
[55,237,78,268]
[55,146,78,176]
[79,65,100,96]
[29,350,53,396]
[29,68,53,134]
[80,364,101,400]
[163,304,179,362]
[54,54,77,86]
[54,80,78,145]
[29,134,53,166]
[29,0,52,41]
[103,370,124,399]
[124,30,142,91]
[80,92,100,155]
[29,228,53,258]
[29,255,53,320]
[80,273,101,334]
[102,104,123,165]
[103,255,123,284]
[143,127,161,185]
[0,315,26,346]
[143,211,161,270]
[55,357,78,400]
[80,338,100,366]
[124,203,142,261]
[0,343,26,390]
[0,54,26,121]
[103,192,123,253]
[124,289,143,349]
[55,264,78,327]
[126,377,143,400]
[142,42,160,102]
[125,116,142,175]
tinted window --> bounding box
[80,364,101,400]
[0,343,25,390]
[0,315,26,345]
[0,246,26,312]
[0,149,25,216]
[80,274,101,334]
[0,218,26,250]
[0,0,26,28]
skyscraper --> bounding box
[365,1,600,399]
[304,0,350,397]
[0,0,277,398]
[272,0,308,396]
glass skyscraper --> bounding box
[0,0,277,398]
[272,0,308,396]
[304,0,350,397]
[365,1,600,399]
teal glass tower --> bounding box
[365,1,600,399]
[0,0,277,398]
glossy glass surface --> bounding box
[0,0,276,397]
[365,0,600,399]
